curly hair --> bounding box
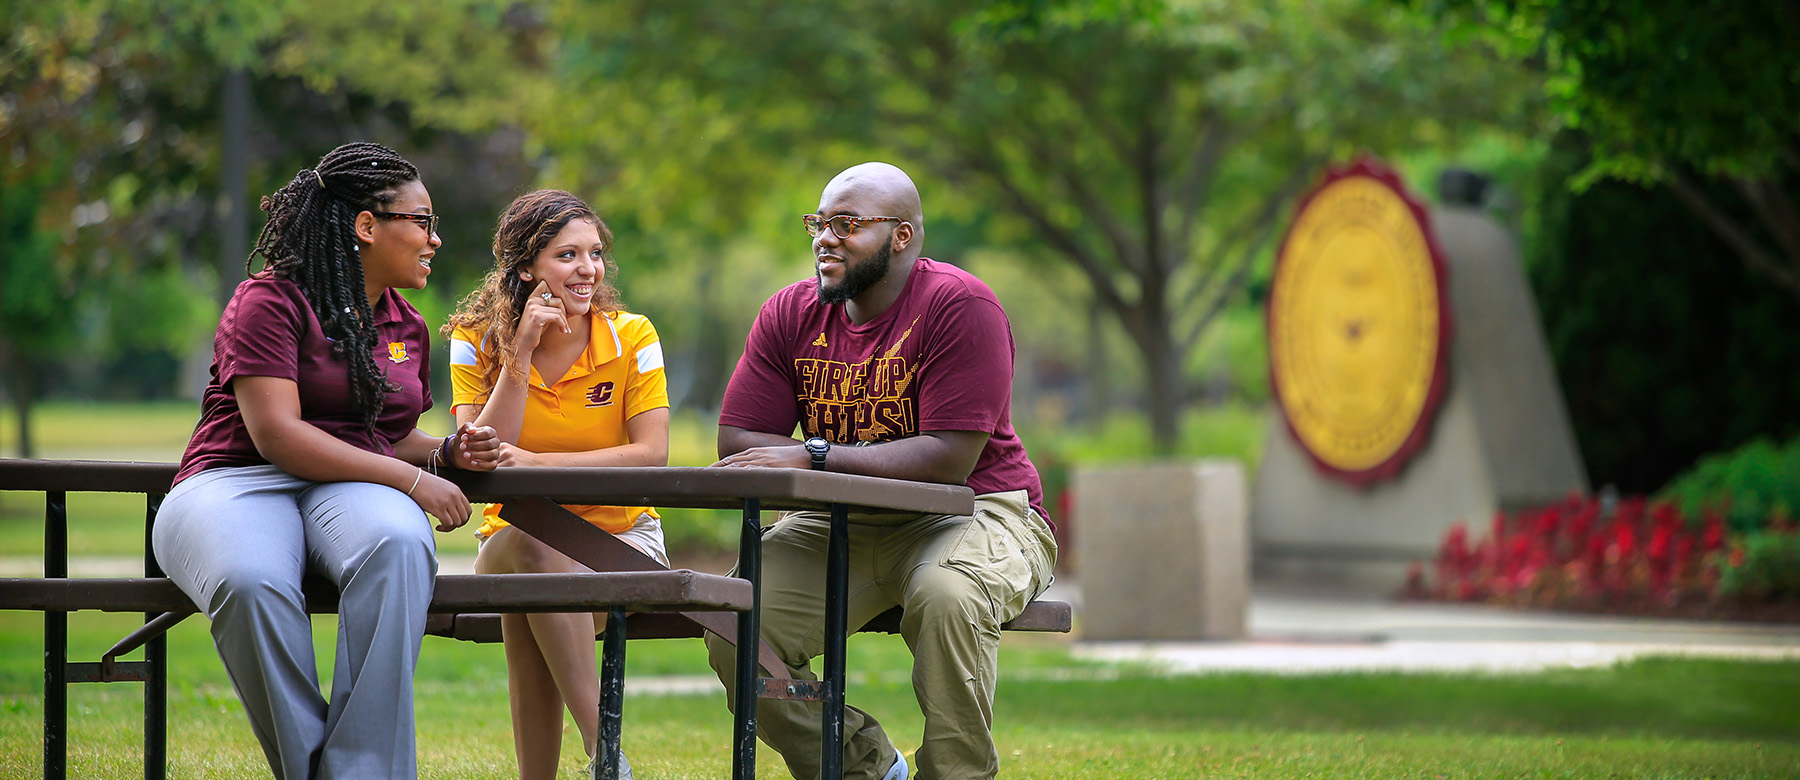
[248,141,420,434]
[442,189,623,390]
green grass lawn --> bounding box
[7,403,1799,777]
[1,612,1795,779]
[0,401,202,460]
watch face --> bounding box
[1268,158,1451,487]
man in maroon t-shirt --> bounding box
[709,163,1058,780]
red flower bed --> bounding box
[1405,494,1735,613]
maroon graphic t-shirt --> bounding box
[720,258,1047,522]
[173,277,434,485]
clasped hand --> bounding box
[447,421,502,471]
[412,422,501,532]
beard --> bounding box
[817,239,892,304]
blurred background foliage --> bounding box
[3,0,1797,512]
[1421,0,1800,492]
[1531,133,1800,494]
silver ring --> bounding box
[540,292,553,304]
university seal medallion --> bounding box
[1267,158,1450,487]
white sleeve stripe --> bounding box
[450,338,478,366]
[636,342,664,373]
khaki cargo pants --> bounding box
[706,490,1057,780]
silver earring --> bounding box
[520,272,532,281]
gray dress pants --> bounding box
[152,464,437,780]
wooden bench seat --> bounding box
[0,570,753,686]
[425,598,1074,643]
[0,569,750,616]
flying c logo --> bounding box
[586,381,616,408]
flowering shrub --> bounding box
[1405,493,1751,611]
[1660,437,1800,534]
[1416,439,1800,616]
[1719,530,1800,601]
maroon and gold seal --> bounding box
[1267,158,1451,487]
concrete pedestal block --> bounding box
[1073,460,1248,640]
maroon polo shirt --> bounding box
[173,277,434,485]
[720,258,1047,522]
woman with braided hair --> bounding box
[445,189,669,780]
[153,141,500,780]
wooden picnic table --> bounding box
[0,459,988,780]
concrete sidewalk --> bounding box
[1055,577,1800,674]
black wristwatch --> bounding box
[804,437,830,470]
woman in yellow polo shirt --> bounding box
[442,189,668,780]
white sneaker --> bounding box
[585,748,633,780]
[881,751,908,780]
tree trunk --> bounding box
[1122,300,1185,456]
[679,265,730,413]
[219,68,251,305]
[2,348,34,459]
[1084,300,1110,433]
[1141,339,1184,456]
[1667,171,1800,302]
[12,387,29,460]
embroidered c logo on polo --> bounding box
[586,381,616,408]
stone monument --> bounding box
[1252,160,1588,589]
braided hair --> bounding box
[443,189,623,390]
[248,142,420,434]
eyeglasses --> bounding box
[371,210,439,236]
[803,214,904,240]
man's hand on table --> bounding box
[712,444,809,470]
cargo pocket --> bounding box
[1011,507,1057,603]
[940,492,1051,624]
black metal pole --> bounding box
[819,503,849,780]
[144,493,166,780]
[597,606,627,780]
[732,498,762,780]
[45,490,67,780]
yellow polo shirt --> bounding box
[449,311,669,536]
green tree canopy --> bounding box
[6,0,1547,454]
[1,1,548,452]
[1427,0,1800,299]
[542,0,1538,450]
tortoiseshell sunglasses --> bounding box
[803,214,904,239]
[371,210,440,236]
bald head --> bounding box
[821,162,924,246]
